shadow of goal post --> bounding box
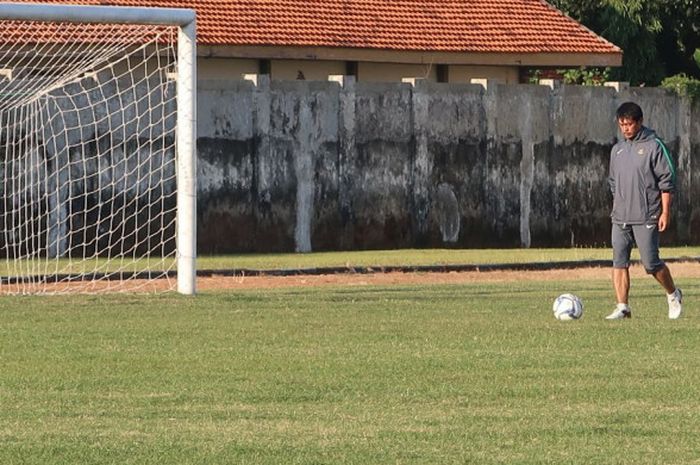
[0,2,197,295]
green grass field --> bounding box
[1,266,698,464]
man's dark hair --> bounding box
[616,102,643,121]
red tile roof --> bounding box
[6,0,621,56]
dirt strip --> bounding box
[5,262,697,294]
[195,262,700,291]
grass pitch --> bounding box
[1,276,699,464]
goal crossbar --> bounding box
[0,2,197,295]
[0,2,196,26]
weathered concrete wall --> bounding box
[0,76,178,259]
[197,78,698,253]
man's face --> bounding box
[617,117,643,140]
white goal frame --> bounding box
[0,2,197,295]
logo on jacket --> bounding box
[637,149,645,155]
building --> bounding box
[14,0,621,84]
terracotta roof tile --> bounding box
[5,0,621,55]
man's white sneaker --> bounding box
[605,307,632,320]
[668,288,683,320]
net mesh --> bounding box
[0,20,179,294]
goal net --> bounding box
[0,3,196,295]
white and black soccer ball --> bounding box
[552,293,584,320]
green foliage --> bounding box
[550,0,700,85]
[658,2,700,77]
[527,69,543,85]
[525,68,611,86]
[561,67,611,85]
[660,73,700,100]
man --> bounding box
[606,101,683,320]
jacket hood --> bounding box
[632,126,657,142]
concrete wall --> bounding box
[357,63,438,83]
[448,65,519,84]
[199,57,259,80]
[0,73,178,259]
[271,60,347,81]
[197,77,700,253]
[198,56,519,84]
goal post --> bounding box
[0,3,197,295]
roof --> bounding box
[4,0,622,57]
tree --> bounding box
[657,0,700,78]
[549,0,700,85]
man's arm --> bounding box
[608,147,616,195]
[659,191,672,232]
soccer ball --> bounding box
[552,293,583,320]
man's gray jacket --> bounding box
[608,126,676,225]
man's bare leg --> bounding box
[613,267,630,304]
[607,267,632,319]
[654,264,683,319]
[652,264,676,294]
